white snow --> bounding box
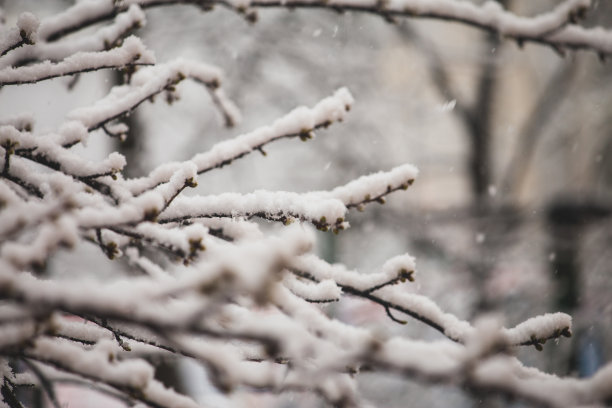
[161,190,347,225]
[126,88,353,195]
[2,2,606,406]
[325,163,418,206]
[0,36,154,86]
[0,12,39,56]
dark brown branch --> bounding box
[159,179,196,214]
[303,298,338,303]
[159,209,346,233]
[207,227,235,242]
[55,334,96,346]
[82,316,175,354]
[334,276,449,338]
[362,274,411,294]
[207,87,236,127]
[106,226,189,260]
[13,149,118,203]
[1,38,30,58]
[2,145,11,175]
[1,172,44,198]
[0,378,26,408]
[101,124,126,140]
[385,306,407,325]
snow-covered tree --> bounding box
[1,1,612,407]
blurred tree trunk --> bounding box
[466,26,501,319]
[113,70,145,178]
[465,33,497,213]
[546,198,610,375]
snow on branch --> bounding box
[0,35,153,87]
[125,87,353,196]
[242,0,588,36]
[158,163,416,232]
[240,0,612,56]
[2,125,126,179]
[159,190,349,228]
[265,284,592,408]
[0,12,39,58]
[38,0,119,42]
[289,254,573,349]
[325,163,418,210]
[2,2,610,407]
[1,5,146,69]
[30,0,612,58]
[68,58,238,132]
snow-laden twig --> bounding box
[2,125,126,179]
[159,190,349,228]
[125,87,353,195]
[325,163,417,209]
[0,12,39,58]
[2,2,609,406]
[1,5,146,69]
[289,254,572,348]
[33,0,612,58]
[241,0,588,36]
[158,163,415,232]
[0,36,153,87]
[68,58,238,132]
[241,0,612,56]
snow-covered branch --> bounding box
[0,36,153,87]
[68,58,238,132]
[289,254,573,347]
[27,0,612,58]
[0,12,39,58]
[125,87,353,195]
[0,5,146,69]
[2,1,611,407]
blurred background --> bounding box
[2,0,612,406]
